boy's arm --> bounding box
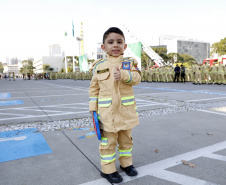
[89,75,99,112]
[120,59,141,86]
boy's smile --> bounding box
[101,33,127,57]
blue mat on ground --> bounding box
[0,128,52,163]
[0,93,11,99]
[0,100,24,106]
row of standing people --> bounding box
[141,63,226,85]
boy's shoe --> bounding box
[120,165,138,176]
[100,171,123,183]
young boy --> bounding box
[89,27,141,183]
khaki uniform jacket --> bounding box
[89,54,141,132]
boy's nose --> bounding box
[113,42,118,47]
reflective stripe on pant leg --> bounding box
[101,137,108,146]
[118,148,132,156]
[100,153,116,163]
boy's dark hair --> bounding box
[103,27,125,44]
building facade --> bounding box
[49,44,62,56]
[161,35,210,63]
[97,43,107,59]
[33,56,64,73]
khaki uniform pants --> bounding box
[99,129,133,174]
[195,72,201,84]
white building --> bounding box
[49,44,62,56]
[160,35,210,63]
[33,56,64,73]
[97,43,107,59]
[3,64,20,75]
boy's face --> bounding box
[101,33,127,57]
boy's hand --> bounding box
[90,111,94,115]
[114,66,121,81]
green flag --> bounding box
[72,20,74,37]
[124,42,142,69]
[79,55,89,72]
[64,32,67,36]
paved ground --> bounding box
[0,78,226,185]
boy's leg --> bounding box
[99,130,118,174]
[118,129,133,167]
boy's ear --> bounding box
[124,44,127,50]
[101,44,106,52]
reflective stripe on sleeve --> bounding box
[98,98,112,107]
[101,137,108,145]
[121,96,135,105]
[93,59,107,75]
[100,153,116,162]
[118,148,132,156]
[125,71,132,84]
[89,97,98,102]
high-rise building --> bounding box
[49,44,61,56]
[160,35,210,63]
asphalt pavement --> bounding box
[0,78,226,185]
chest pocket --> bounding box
[96,72,110,95]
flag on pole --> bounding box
[64,32,67,36]
[124,42,142,69]
[79,55,89,72]
[72,20,74,37]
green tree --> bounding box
[0,62,4,73]
[151,47,167,55]
[20,60,35,74]
[167,53,178,64]
[211,37,226,57]
[43,64,50,72]
[180,54,195,65]
[141,52,150,68]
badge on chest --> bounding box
[122,62,131,70]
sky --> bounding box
[0,0,225,63]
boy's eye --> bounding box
[108,42,113,44]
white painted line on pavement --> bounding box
[0,136,27,142]
[0,102,89,111]
[17,109,67,113]
[0,110,89,121]
[81,141,226,185]
[0,112,35,117]
[203,153,226,162]
[36,81,89,92]
[0,89,78,94]
[137,91,182,95]
[186,97,226,102]
[197,109,226,116]
[0,93,82,99]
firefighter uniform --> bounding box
[210,64,218,84]
[191,63,198,83]
[193,64,201,84]
[224,65,226,85]
[159,66,163,82]
[141,67,145,82]
[217,63,224,84]
[89,54,141,174]
[147,67,153,82]
[202,63,209,84]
